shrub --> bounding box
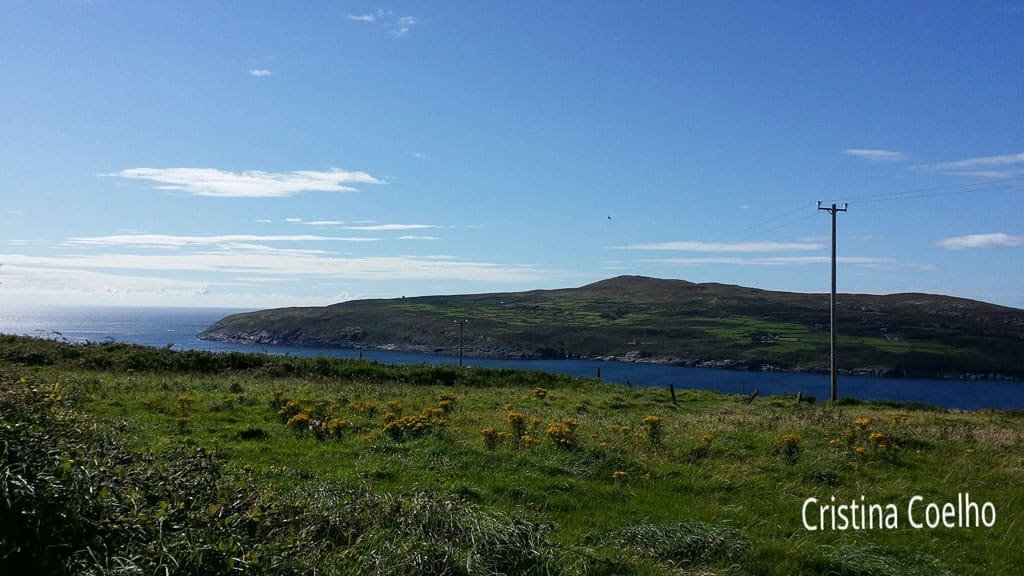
[505,411,528,440]
[642,415,664,445]
[778,433,801,465]
[382,408,448,442]
[547,418,580,448]
[276,399,302,423]
[481,427,502,450]
[287,411,311,433]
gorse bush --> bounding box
[641,415,663,446]
[547,417,580,448]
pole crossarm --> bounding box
[817,201,848,402]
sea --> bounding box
[1,305,1021,411]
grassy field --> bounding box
[2,335,1022,575]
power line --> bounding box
[842,177,1024,205]
[693,177,1021,247]
[712,203,812,243]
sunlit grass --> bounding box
[3,335,1022,575]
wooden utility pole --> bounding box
[454,320,468,367]
[818,201,848,402]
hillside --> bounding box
[199,276,1024,379]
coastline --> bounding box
[196,330,1021,383]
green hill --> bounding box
[199,276,1024,379]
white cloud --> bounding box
[255,219,273,224]
[843,148,908,162]
[634,256,928,270]
[347,11,419,38]
[398,235,440,241]
[65,234,379,248]
[249,68,272,77]
[0,264,328,308]
[391,16,418,37]
[111,167,382,198]
[932,152,1024,171]
[614,240,823,252]
[0,250,549,284]
[305,220,346,226]
[344,223,438,231]
[936,233,1024,250]
[923,152,1024,179]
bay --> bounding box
[1,305,1020,410]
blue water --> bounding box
[1,305,1020,410]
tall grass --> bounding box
[0,374,565,575]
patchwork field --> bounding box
[200,276,1024,378]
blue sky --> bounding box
[2,1,1023,309]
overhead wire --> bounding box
[664,177,1023,250]
[840,177,1024,205]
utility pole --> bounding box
[817,201,848,402]
[454,320,468,367]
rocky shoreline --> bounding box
[197,328,1019,382]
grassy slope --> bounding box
[3,336,1023,575]
[200,276,1024,378]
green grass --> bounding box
[3,335,1023,575]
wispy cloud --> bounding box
[614,240,823,252]
[344,223,438,231]
[1,249,548,283]
[249,68,272,77]
[110,167,382,198]
[843,148,908,162]
[346,10,419,37]
[632,256,931,270]
[65,234,379,248]
[391,16,418,37]
[925,152,1024,179]
[304,220,346,226]
[936,232,1024,250]
[398,235,440,241]
[0,263,347,308]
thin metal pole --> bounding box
[818,201,847,402]
[830,206,837,403]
